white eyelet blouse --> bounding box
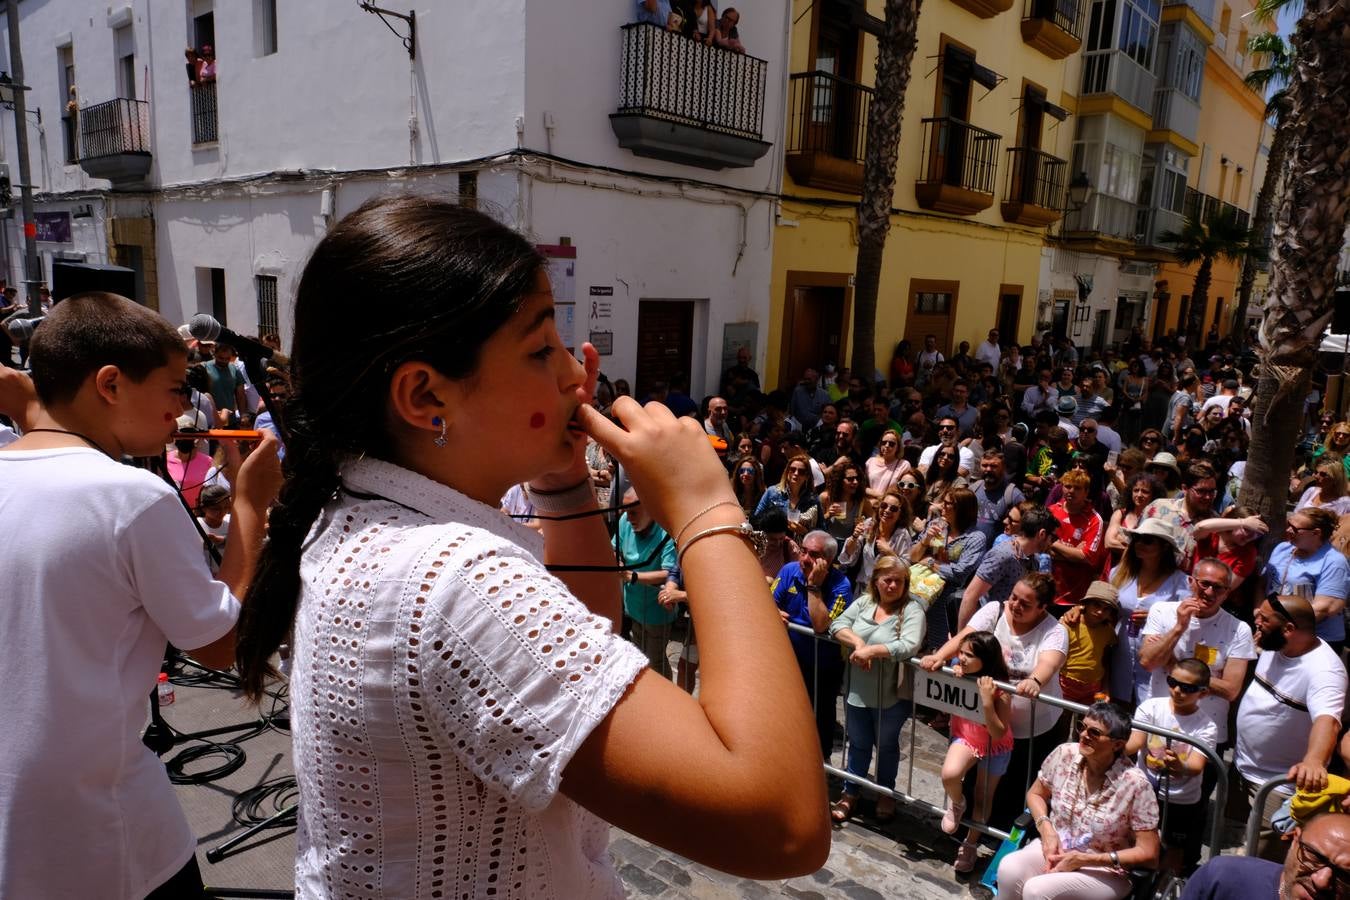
[291,457,647,898]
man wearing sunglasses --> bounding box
[918,416,974,478]
[1181,811,1350,900]
[1236,595,1346,860]
[1138,558,1256,748]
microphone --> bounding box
[186,313,223,343]
[4,316,43,342]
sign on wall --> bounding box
[911,667,985,724]
[538,243,576,352]
[35,212,72,244]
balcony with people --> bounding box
[784,71,872,193]
[1021,0,1086,59]
[610,8,770,170]
[77,97,152,186]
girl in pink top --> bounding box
[940,630,1014,873]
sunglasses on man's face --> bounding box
[899,482,920,489]
[1291,839,1350,895]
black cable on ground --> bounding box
[167,742,247,784]
[231,776,299,829]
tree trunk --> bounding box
[1238,0,1350,528]
[1232,100,1294,350]
[850,0,922,385]
[1184,256,1213,346]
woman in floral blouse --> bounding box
[996,701,1160,899]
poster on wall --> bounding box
[35,212,72,244]
[537,243,576,352]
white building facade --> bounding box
[0,1,788,399]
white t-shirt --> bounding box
[969,602,1068,738]
[1235,642,1347,786]
[1141,603,1256,743]
[1200,394,1234,415]
[292,457,647,899]
[1132,696,1218,804]
[0,447,240,899]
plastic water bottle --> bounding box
[157,672,175,706]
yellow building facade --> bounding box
[765,0,1083,388]
[1151,0,1270,339]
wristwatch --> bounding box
[1110,850,1120,867]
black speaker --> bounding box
[1334,288,1350,334]
[51,262,137,303]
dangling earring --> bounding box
[432,416,448,448]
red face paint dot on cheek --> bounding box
[529,412,546,429]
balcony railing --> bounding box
[784,71,872,192]
[79,98,150,158]
[915,117,1001,215]
[1001,147,1067,225]
[1021,0,1085,58]
[1137,205,1187,248]
[1081,49,1156,113]
[1184,188,1251,231]
[191,81,218,144]
[77,97,152,186]
[1150,87,1201,143]
[610,22,770,170]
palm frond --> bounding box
[1251,0,1302,26]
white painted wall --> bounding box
[0,0,785,393]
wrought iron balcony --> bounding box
[915,117,1001,216]
[191,81,218,144]
[1183,188,1251,231]
[609,23,770,170]
[1021,0,1085,59]
[785,71,872,193]
[77,98,151,186]
[1000,147,1067,226]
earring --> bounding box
[431,416,448,448]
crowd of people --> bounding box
[578,326,1350,896]
[5,192,1350,898]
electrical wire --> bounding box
[231,776,300,829]
[166,741,247,784]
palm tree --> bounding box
[1238,0,1350,526]
[1158,209,1250,345]
[850,0,922,386]
[1231,31,1295,349]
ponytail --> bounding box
[236,422,341,700]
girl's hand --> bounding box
[532,343,602,491]
[977,675,996,700]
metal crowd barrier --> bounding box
[784,621,1232,860]
[1244,776,1296,857]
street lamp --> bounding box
[1067,172,1093,213]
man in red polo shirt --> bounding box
[1049,469,1108,607]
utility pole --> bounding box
[5,1,42,316]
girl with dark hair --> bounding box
[940,631,1013,872]
[1104,471,1165,555]
[729,453,766,514]
[839,486,911,584]
[232,197,828,892]
[819,460,869,543]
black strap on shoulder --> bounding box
[1253,673,1310,713]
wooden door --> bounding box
[997,287,1022,344]
[906,280,958,354]
[635,300,694,401]
[781,285,846,390]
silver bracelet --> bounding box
[525,479,595,514]
[677,521,767,567]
